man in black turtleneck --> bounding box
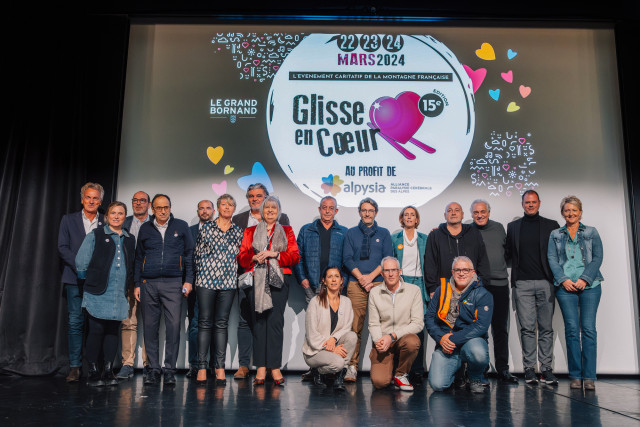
[505,190,560,385]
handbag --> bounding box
[238,270,254,290]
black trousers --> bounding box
[485,284,511,372]
[196,287,235,370]
[86,315,120,365]
[250,277,290,369]
[141,278,183,373]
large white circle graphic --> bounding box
[267,34,475,207]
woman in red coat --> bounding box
[238,195,300,386]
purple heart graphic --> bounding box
[370,92,424,144]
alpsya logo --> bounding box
[321,174,344,196]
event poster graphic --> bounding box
[266,34,475,207]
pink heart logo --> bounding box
[502,164,510,171]
[211,180,227,196]
[242,42,249,48]
[515,182,523,190]
[370,92,424,144]
[273,65,279,71]
[501,70,513,83]
[519,85,531,98]
[482,173,488,178]
[519,138,526,144]
[506,190,512,197]
[243,68,249,73]
[463,65,487,93]
[253,60,261,66]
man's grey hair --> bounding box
[470,199,491,213]
[80,182,104,201]
[451,256,474,270]
[444,201,462,214]
[380,256,401,269]
[320,195,337,207]
[260,195,282,221]
[246,183,269,199]
[359,197,379,213]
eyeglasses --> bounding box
[360,209,376,214]
[452,268,474,274]
[382,268,400,274]
[132,198,148,204]
[153,206,170,211]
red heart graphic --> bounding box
[369,92,424,144]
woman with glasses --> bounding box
[391,205,428,384]
[547,196,603,390]
[237,195,300,386]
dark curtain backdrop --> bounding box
[1,10,638,376]
[0,15,129,375]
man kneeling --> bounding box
[368,256,424,391]
[426,256,493,393]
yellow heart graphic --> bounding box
[206,146,224,165]
[475,43,496,60]
[507,102,520,112]
[224,165,234,175]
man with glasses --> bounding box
[368,256,424,391]
[133,194,194,385]
[58,182,105,382]
[117,191,151,380]
[342,197,392,382]
[426,256,493,393]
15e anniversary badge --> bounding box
[266,34,475,207]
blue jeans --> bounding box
[428,337,489,391]
[65,284,84,368]
[556,286,601,380]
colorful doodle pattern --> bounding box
[210,32,307,82]
[468,131,537,197]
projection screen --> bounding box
[118,21,638,373]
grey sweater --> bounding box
[472,219,509,286]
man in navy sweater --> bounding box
[342,197,392,382]
[133,194,194,386]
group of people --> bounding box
[58,182,603,393]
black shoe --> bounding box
[87,363,105,387]
[333,368,347,392]
[313,370,326,387]
[301,368,315,382]
[524,368,538,385]
[102,362,118,386]
[186,366,198,379]
[144,370,160,385]
[143,365,151,382]
[163,371,176,385]
[215,378,227,386]
[498,370,519,384]
[409,372,424,386]
[453,363,468,389]
[540,369,558,386]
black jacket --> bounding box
[505,213,560,287]
[424,223,491,294]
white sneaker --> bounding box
[394,373,414,391]
[344,365,357,382]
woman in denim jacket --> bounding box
[547,195,603,391]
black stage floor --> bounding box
[1,372,639,426]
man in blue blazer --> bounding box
[57,182,105,382]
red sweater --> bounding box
[237,225,300,275]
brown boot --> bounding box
[234,366,250,379]
[66,367,80,383]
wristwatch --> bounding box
[388,333,396,342]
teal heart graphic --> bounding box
[489,89,501,101]
[507,49,518,60]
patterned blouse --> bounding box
[194,220,243,290]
